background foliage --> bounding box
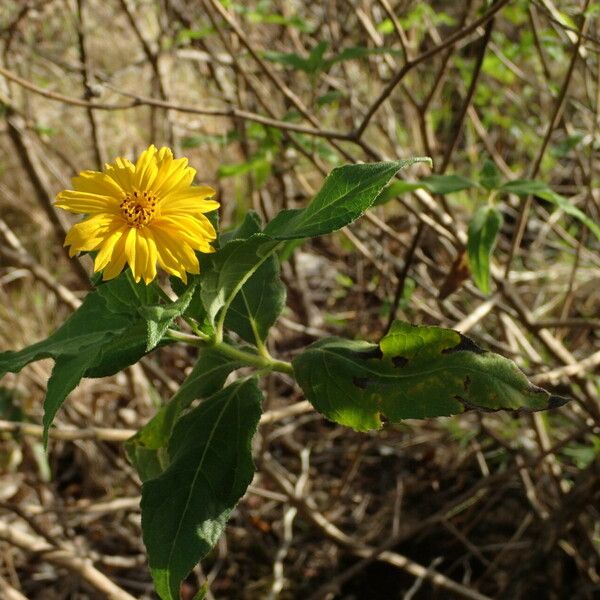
[0,1,599,599]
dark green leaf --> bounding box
[201,234,280,328]
[126,348,242,481]
[43,350,102,445]
[0,292,129,376]
[264,159,431,240]
[293,321,566,431]
[141,379,262,600]
[0,272,187,442]
[221,214,286,345]
[500,179,600,242]
[467,205,503,294]
[85,321,150,378]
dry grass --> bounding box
[1,1,599,598]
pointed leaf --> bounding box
[422,174,477,194]
[141,379,262,600]
[500,179,600,242]
[264,159,431,240]
[293,321,566,431]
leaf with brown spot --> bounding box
[292,321,567,431]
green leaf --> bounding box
[263,41,328,74]
[221,214,286,345]
[500,179,600,242]
[0,286,136,443]
[85,321,151,378]
[140,284,197,351]
[421,174,477,194]
[43,349,103,445]
[373,174,476,207]
[479,160,501,191]
[201,234,280,329]
[0,272,187,442]
[293,321,566,431]
[322,45,404,69]
[467,205,503,294]
[264,159,431,239]
[0,292,129,376]
[126,348,242,481]
[141,378,262,600]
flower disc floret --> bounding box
[55,145,219,284]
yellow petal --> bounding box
[156,214,216,249]
[104,158,135,191]
[64,214,122,256]
[72,170,124,198]
[151,226,200,281]
[148,146,195,195]
[100,230,129,280]
[55,190,120,214]
[160,187,219,215]
[139,228,158,284]
[123,227,158,284]
[94,226,128,272]
[133,145,159,190]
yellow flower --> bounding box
[55,145,218,284]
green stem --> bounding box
[166,329,294,376]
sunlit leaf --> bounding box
[293,321,566,431]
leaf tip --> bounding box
[546,394,570,410]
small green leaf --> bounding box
[293,321,566,431]
[373,174,476,205]
[500,179,600,242]
[126,348,242,481]
[479,160,501,191]
[421,174,477,194]
[264,159,430,240]
[140,284,197,351]
[141,378,262,600]
[467,205,503,294]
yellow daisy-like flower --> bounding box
[55,145,218,284]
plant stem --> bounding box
[166,329,294,376]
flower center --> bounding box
[120,190,158,228]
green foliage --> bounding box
[222,214,287,345]
[126,348,242,481]
[141,378,262,600]
[263,41,403,75]
[201,234,281,332]
[500,179,600,242]
[1,157,573,600]
[373,174,475,205]
[0,273,199,443]
[293,321,564,431]
[265,159,430,239]
[467,205,503,294]
[479,160,502,191]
